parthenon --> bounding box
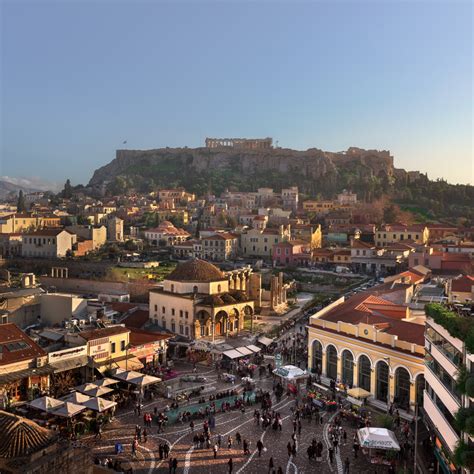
[205,137,273,150]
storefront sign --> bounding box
[48,345,87,362]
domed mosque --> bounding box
[150,259,261,340]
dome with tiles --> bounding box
[167,259,225,282]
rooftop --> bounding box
[78,325,130,341]
[0,410,52,458]
[0,323,46,366]
[166,259,226,282]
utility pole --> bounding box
[413,403,419,474]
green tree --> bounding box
[63,179,73,199]
[383,204,398,223]
[16,190,26,212]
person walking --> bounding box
[228,436,233,449]
[236,432,241,445]
[228,457,233,473]
[243,439,249,455]
[168,457,173,474]
[268,456,274,473]
[257,439,264,457]
[132,437,138,458]
[344,457,350,473]
[328,447,334,464]
[213,443,218,459]
[172,457,178,474]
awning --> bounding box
[51,401,86,418]
[257,336,274,346]
[357,427,400,450]
[0,364,55,385]
[50,355,89,374]
[28,396,64,412]
[114,356,144,371]
[223,349,244,359]
[347,387,371,399]
[236,347,253,356]
[81,396,117,412]
[247,345,262,353]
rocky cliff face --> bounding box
[88,146,397,196]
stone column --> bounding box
[370,367,377,398]
[336,355,343,382]
[353,360,359,387]
[321,351,327,377]
[388,369,395,405]
[239,274,246,292]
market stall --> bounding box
[358,427,400,467]
[347,387,371,406]
[75,383,114,398]
[272,365,309,395]
[28,396,64,413]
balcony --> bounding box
[424,390,459,453]
[425,339,459,378]
[425,361,461,413]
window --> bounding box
[162,306,166,314]
[426,325,462,365]
[120,340,126,351]
[171,322,176,332]
[185,311,189,319]
[179,325,184,334]
[185,326,189,336]
[111,342,116,353]
[217,284,221,292]
[180,310,183,318]
[154,304,158,311]
[162,319,166,329]
[277,248,281,255]
[172,308,175,316]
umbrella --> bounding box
[28,396,64,412]
[92,378,118,387]
[81,397,117,413]
[357,427,400,450]
[128,374,161,386]
[347,387,371,399]
[75,383,113,397]
[51,401,86,418]
[111,368,143,382]
[61,392,91,404]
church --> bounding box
[149,259,260,340]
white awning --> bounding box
[257,336,274,346]
[247,344,262,353]
[223,349,244,359]
[236,347,253,356]
[357,427,400,450]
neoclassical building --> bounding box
[149,259,259,340]
[308,288,425,412]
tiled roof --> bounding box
[108,302,139,313]
[0,410,52,458]
[22,229,70,237]
[451,275,474,293]
[123,310,150,329]
[78,326,130,341]
[0,323,46,366]
[167,259,226,282]
[317,292,424,345]
[129,328,171,346]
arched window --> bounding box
[326,345,338,380]
[193,285,198,294]
[358,355,372,392]
[395,367,411,410]
[376,361,389,402]
[341,350,354,386]
[312,340,323,375]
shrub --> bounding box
[466,376,474,397]
[375,414,394,429]
[425,303,474,354]
[454,440,474,469]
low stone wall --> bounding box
[40,276,155,302]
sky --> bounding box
[1,0,472,186]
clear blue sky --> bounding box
[1,0,472,186]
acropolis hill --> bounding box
[89,143,415,198]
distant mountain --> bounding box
[0,176,60,199]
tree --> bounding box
[16,190,26,212]
[383,204,398,223]
[62,179,73,199]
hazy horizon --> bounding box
[1,1,472,186]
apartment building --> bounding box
[21,229,75,258]
[424,304,474,473]
[375,224,429,247]
[240,225,291,259]
[202,233,239,261]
